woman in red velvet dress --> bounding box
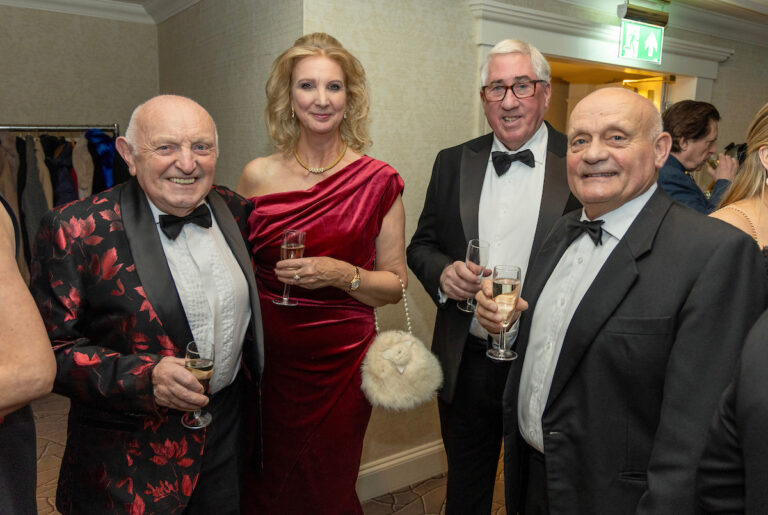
[236,33,407,514]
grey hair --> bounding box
[480,39,551,85]
[123,95,220,157]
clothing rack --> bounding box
[0,124,120,136]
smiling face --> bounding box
[567,88,671,219]
[116,96,217,217]
[676,118,719,170]
[291,55,347,137]
[481,52,551,151]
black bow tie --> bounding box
[565,217,605,246]
[159,204,212,240]
[492,149,535,176]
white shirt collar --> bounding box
[491,122,548,165]
[581,183,657,241]
[146,197,209,224]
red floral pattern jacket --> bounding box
[30,178,263,514]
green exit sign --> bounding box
[619,19,664,64]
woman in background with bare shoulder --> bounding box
[711,102,768,272]
[0,193,56,515]
[236,33,407,514]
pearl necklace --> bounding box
[294,143,347,175]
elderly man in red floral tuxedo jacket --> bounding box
[31,95,264,515]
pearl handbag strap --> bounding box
[374,276,412,334]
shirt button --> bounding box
[577,257,583,264]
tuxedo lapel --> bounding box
[208,190,264,373]
[120,178,193,349]
[516,213,581,357]
[459,133,493,242]
[545,189,672,408]
[528,123,572,266]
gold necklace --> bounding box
[294,143,347,175]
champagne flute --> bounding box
[273,229,306,306]
[457,239,490,313]
[487,265,521,361]
[181,341,214,430]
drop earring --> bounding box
[291,108,295,119]
[344,112,347,119]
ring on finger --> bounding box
[294,272,301,281]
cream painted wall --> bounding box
[158,0,303,188]
[0,5,158,130]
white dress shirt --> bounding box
[469,122,548,339]
[518,184,657,452]
[148,199,251,394]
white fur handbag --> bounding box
[360,277,443,410]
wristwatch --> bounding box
[348,266,361,292]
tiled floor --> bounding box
[32,393,69,515]
[360,457,506,515]
[31,393,506,515]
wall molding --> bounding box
[469,0,734,79]
[356,440,447,501]
[0,0,199,24]
[558,0,768,48]
[141,0,199,23]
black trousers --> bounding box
[438,335,512,514]
[0,405,37,515]
[185,375,245,515]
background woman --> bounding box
[711,102,768,265]
[236,33,407,513]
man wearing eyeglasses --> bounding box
[407,39,580,514]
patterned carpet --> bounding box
[32,393,506,514]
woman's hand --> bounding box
[275,256,353,290]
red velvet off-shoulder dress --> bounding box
[242,156,404,514]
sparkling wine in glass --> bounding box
[487,265,521,361]
[274,229,306,306]
[457,239,490,313]
[181,341,214,430]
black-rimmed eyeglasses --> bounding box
[481,80,547,102]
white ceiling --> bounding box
[583,0,768,22]
[2,0,767,27]
[677,0,768,18]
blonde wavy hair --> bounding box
[719,102,768,207]
[265,33,371,154]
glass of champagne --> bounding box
[457,239,490,313]
[487,265,521,361]
[181,341,214,430]
[273,229,306,306]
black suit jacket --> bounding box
[31,178,264,514]
[503,188,768,515]
[407,122,580,402]
[697,308,768,514]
